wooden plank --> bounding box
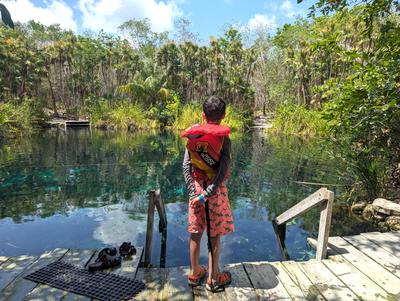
[307,237,336,257]
[316,191,334,260]
[360,232,400,258]
[0,248,68,301]
[243,261,292,300]
[275,188,329,225]
[223,263,258,301]
[269,262,311,301]
[135,268,191,301]
[281,261,325,301]
[343,234,400,279]
[0,255,38,292]
[327,236,400,296]
[103,246,143,279]
[298,259,359,301]
[23,249,96,301]
[322,254,390,301]
[154,189,167,231]
[144,191,156,266]
[164,266,193,301]
[192,284,228,301]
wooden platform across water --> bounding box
[1,231,399,300]
[46,119,91,128]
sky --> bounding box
[4,0,315,40]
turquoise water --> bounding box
[0,129,376,267]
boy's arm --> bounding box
[183,149,197,199]
[202,137,231,198]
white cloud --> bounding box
[279,0,305,19]
[280,0,294,12]
[248,14,276,31]
[78,0,182,33]
[4,0,77,31]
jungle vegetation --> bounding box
[0,0,399,203]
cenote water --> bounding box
[0,129,377,267]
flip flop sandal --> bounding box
[206,271,232,293]
[119,242,136,257]
[88,248,121,272]
[188,265,207,287]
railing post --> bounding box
[316,190,334,260]
[154,189,167,232]
[144,189,168,267]
[273,188,334,261]
[144,190,156,267]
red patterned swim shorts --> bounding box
[188,176,235,237]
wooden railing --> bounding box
[144,189,167,267]
[273,187,334,260]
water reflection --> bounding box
[0,128,376,266]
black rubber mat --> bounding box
[24,261,145,301]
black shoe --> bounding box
[119,242,136,257]
[88,248,121,272]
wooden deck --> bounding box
[46,119,91,128]
[1,231,399,300]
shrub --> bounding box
[272,104,328,136]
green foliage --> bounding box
[84,96,158,130]
[0,98,47,137]
[171,102,247,131]
[222,105,250,131]
[273,104,328,136]
[172,102,202,130]
[150,90,181,127]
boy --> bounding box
[181,96,234,292]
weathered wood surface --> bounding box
[322,253,389,301]
[298,259,359,301]
[154,188,167,231]
[1,231,399,300]
[144,191,156,266]
[0,248,68,301]
[23,249,96,301]
[343,234,400,278]
[136,267,196,301]
[316,190,334,260]
[361,231,400,258]
[280,261,325,301]
[244,261,292,300]
[0,255,38,292]
[224,263,258,301]
[327,236,400,296]
[105,246,143,279]
[269,262,309,301]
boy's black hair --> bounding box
[203,96,226,121]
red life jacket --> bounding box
[182,123,230,181]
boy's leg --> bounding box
[190,232,202,275]
[208,235,221,282]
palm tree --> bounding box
[0,3,14,29]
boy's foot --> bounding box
[206,271,232,293]
[188,265,207,287]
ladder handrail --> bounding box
[273,187,334,260]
